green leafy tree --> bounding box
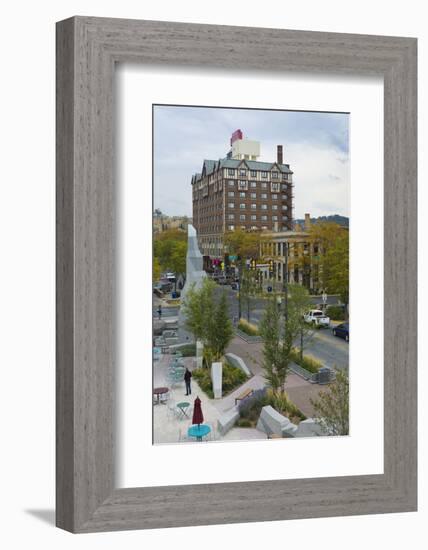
[310,369,349,436]
[240,266,259,322]
[288,284,314,361]
[210,291,234,360]
[182,278,233,362]
[153,256,162,282]
[182,279,216,343]
[258,296,285,393]
[259,284,314,395]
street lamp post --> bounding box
[282,242,288,321]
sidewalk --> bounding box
[226,336,319,417]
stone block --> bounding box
[211,361,222,399]
[282,422,298,438]
[196,340,203,368]
[256,405,290,437]
[295,418,324,437]
[225,352,251,377]
[217,406,240,435]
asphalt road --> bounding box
[301,328,349,370]
[153,288,348,371]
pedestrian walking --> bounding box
[157,304,162,320]
[184,367,192,396]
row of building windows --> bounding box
[227,180,289,191]
[226,168,291,180]
[226,191,289,199]
[227,214,289,221]
[227,203,289,210]
[193,181,291,199]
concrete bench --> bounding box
[295,418,324,437]
[256,406,292,438]
[234,388,254,405]
[217,407,240,435]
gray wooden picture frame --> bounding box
[56,16,417,533]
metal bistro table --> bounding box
[176,401,190,419]
[153,386,169,405]
[188,424,211,442]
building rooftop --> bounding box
[191,157,293,183]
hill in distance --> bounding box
[294,214,349,228]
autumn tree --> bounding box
[153,256,162,282]
[310,369,349,436]
[223,228,261,260]
[309,222,349,309]
[224,229,262,319]
[240,266,259,322]
[153,228,187,284]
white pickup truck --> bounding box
[303,309,330,327]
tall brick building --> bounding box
[191,131,294,258]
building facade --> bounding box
[192,131,294,258]
[260,214,322,293]
[153,213,192,234]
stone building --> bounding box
[260,214,322,293]
[191,131,294,258]
[153,213,192,234]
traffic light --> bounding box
[220,261,224,270]
[250,258,256,270]
[269,259,274,272]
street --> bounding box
[153,287,348,371]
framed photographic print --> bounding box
[56,16,417,532]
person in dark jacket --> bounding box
[184,368,192,396]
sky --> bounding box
[153,105,349,219]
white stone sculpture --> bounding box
[178,224,207,342]
[211,362,223,399]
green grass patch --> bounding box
[238,318,259,336]
[290,348,323,374]
[326,305,346,320]
[193,360,247,399]
[237,388,306,427]
[176,343,196,357]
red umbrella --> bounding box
[192,396,204,427]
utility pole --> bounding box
[282,242,288,321]
[237,256,242,321]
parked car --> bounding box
[332,322,349,342]
[303,309,330,327]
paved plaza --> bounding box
[153,334,323,444]
[153,352,264,444]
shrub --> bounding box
[238,318,259,336]
[326,305,346,320]
[192,367,214,399]
[238,387,306,425]
[290,348,322,374]
[192,361,247,399]
[222,360,247,394]
[236,418,252,428]
[176,344,196,357]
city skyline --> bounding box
[153,105,349,219]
